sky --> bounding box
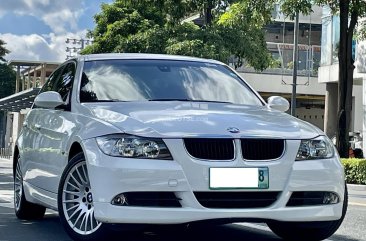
[0,0,113,62]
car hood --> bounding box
[85,102,322,139]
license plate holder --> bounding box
[209,167,269,189]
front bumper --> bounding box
[83,138,345,224]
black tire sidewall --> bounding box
[14,156,46,220]
[268,184,348,241]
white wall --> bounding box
[273,5,322,25]
[4,113,12,149]
[353,85,363,133]
[241,73,326,95]
[296,107,325,130]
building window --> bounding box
[321,6,332,66]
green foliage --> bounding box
[341,158,366,185]
[0,39,10,62]
[165,23,231,62]
[82,0,272,71]
[0,38,14,98]
[0,63,16,98]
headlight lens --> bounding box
[296,136,334,161]
[96,134,172,160]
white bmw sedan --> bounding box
[14,54,347,241]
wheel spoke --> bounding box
[89,210,94,230]
[63,190,80,196]
[16,164,21,176]
[67,206,82,221]
[82,164,89,183]
[62,161,101,235]
[67,181,80,191]
[70,173,83,188]
[73,210,84,228]
[84,211,91,232]
[63,198,79,203]
[67,203,80,212]
[76,167,87,185]
[14,161,23,211]
[80,212,87,232]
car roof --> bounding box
[80,53,224,65]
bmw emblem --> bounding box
[227,127,240,133]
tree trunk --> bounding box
[336,1,357,158]
[204,0,213,25]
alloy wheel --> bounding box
[62,161,101,235]
[14,161,22,211]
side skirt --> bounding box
[23,181,58,210]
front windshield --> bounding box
[80,59,263,106]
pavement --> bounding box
[1,157,366,241]
[347,184,366,207]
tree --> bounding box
[238,0,366,157]
[0,39,10,62]
[0,39,15,148]
[283,0,366,158]
[82,0,273,71]
[0,63,16,98]
[0,39,15,98]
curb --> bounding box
[347,183,366,191]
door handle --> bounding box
[34,124,41,130]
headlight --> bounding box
[96,134,173,160]
[296,136,334,161]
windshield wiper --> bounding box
[93,99,127,102]
[148,99,233,104]
[193,100,233,104]
[148,98,193,102]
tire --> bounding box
[14,156,46,220]
[58,152,109,241]
[267,185,348,241]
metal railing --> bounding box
[0,148,12,159]
[235,42,321,77]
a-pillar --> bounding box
[324,83,338,138]
[363,77,366,154]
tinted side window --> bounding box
[40,66,63,93]
[55,62,76,103]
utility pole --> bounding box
[65,38,93,60]
[291,12,300,116]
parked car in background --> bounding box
[14,54,347,241]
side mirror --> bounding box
[267,96,289,112]
[34,91,64,109]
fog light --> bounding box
[112,194,128,206]
[323,192,339,204]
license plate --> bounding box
[209,167,269,189]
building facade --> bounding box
[318,6,365,153]
[0,61,59,154]
[237,6,327,130]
